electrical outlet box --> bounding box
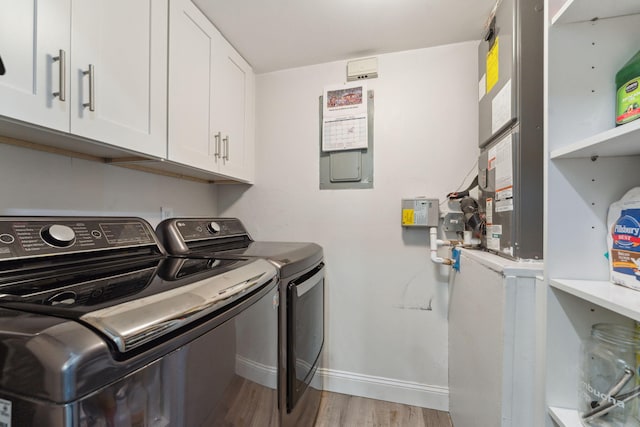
[443,212,465,233]
[161,206,174,220]
[401,198,439,227]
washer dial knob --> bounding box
[207,221,221,234]
[41,224,76,247]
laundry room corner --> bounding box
[217,40,479,410]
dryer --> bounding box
[157,217,325,427]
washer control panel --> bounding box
[0,217,157,260]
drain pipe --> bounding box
[430,227,453,265]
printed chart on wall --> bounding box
[488,134,514,213]
[322,82,368,152]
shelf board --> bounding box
[550,278,640,322]
[549,406,581,427]
[552,0,640,25]
[550,118,640,159]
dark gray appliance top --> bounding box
[0,216,278,403]
[156,217,323,278]
[227,241,323,279]
[0,260,278,404]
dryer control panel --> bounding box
[156,218,252,255]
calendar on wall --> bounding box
[319,88,374,190]
[321,82,368,152]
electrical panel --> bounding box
[401,198,439,227]
[319,91,374,190]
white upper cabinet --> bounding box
[0,0,167,158]
[168,0,255,182]
[0,0,71,131]
[70,0,168,158]
[211,34,254,181]
[168,0,216,172]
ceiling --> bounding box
[192,0,497,74]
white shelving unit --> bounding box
[550,118,640,159]
[545,0,640,424]
[551,0,640,25]
[550,279,640,323]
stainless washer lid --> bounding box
[81,258,277,353]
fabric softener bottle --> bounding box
[616,50,640,126]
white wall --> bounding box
[0,143,217,226]
[218,41,479,409]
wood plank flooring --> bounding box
[214,376,452,426]
[315,391,453,427]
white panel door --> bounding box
[167,0,217,172]
[449,255,505,427]
[70,0,167,158]
[212,36,249,179]
[449,250,539,427]
[0,0,70,131]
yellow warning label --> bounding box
[486,37,499,94]
[402,209,414,225]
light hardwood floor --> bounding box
[315,391,453,427]
[214,377,452,426]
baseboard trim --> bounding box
[235,355,449,411]
[315,368,449,411]
[236,354,278,389]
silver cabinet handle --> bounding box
[214,132,221,158]
[82,64,95,111]
[223,135,229,160]
[52,49,66,101]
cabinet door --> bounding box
[0,0,70,131]
[167,0,217,172]
[212,36,253,180]
[70,0,167,158]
